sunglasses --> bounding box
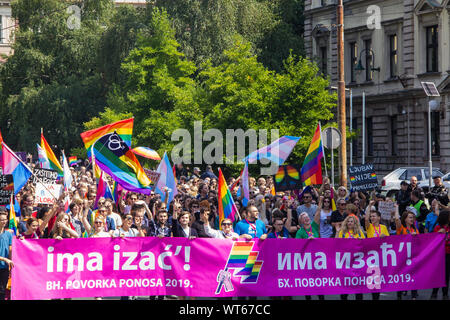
[125,217,133,220]
[222,223,232,226]
[94,221,104,225]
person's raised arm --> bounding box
[314,196,323,226]
[364,200,375,231]
[394,203,401,231]
[80,199,92,235]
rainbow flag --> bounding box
[218,168,239,228]
[244,136,300,165]
[131,146,161,161]
[41,133,63,176]
[68,156,77,167]
[80,118,134,159]
[8,195,17,235]
[216,241,263,293]
[94,171,114,209]
[36,144,51,169]
[92,132,152,194]
[2,142,32,195]
[301,123,324,186]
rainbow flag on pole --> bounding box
[68,156,78,167]
[80,118,134,159]
[8,194,17,235]
[301,123,324,186]
[41,132,63,176]
[218,168,239,228]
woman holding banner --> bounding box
[364,200,390,300]
[394,205,418,300]
[336,213,365,300]
[50,212,79,240]
[430,210,450,300]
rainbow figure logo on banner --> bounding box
[215,241,263,294]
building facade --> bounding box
[0,1,14,61]
[304,0,450,180]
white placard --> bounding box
[34,183,62,205]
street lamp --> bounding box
[428,99,439,188]
[354,48,381,73]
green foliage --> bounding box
[0,0,113,154]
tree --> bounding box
[0,0,113,154]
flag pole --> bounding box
[319,122,328,178]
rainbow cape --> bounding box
[301,123,324,186]
[41,133,63,176]
[218,168,239,228]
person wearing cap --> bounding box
[200,165,218,180]
[396,181,411,215]
[189,167,201,181]
[426,175,449,207]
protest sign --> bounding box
[273,164,302,191]
[11,233,445,300]
[348,163,378,191]
[32,168,58,184]
[144,168,161,186]
[378,201,396,221]
[0,174,14,205]
[34,183,62,205]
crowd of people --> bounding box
[0,163,449,300]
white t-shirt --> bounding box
[91,231,112,238]
[112,227,139,237]
[108,212,122,228]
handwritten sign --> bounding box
[378,201,395,221]
[0,175,14,205]
[34,183,62,205]
[348,163,378,191]
[32,168,58,184]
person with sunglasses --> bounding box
[330,198,348,238]
[202,216,240,240]
[296,190,317,222]
[234,205,267,240]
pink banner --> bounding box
[11,233,446,300]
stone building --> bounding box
[304,0,450,180]
[0,1,14,62]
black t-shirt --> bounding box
[330,210,347,238]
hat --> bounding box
[405,207,418,216]
[400,180,409,186]
[193,167,200,172]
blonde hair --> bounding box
[341,214,363,237]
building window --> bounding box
[389,34,398,78]
[366,117,374,156]
[0,16,3,43]
[390,115,398,155]
[426,25,438,72]
[319,46,327,75]
[349,42,357,82]
[364,39,372,81]
[430,111,440,155]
